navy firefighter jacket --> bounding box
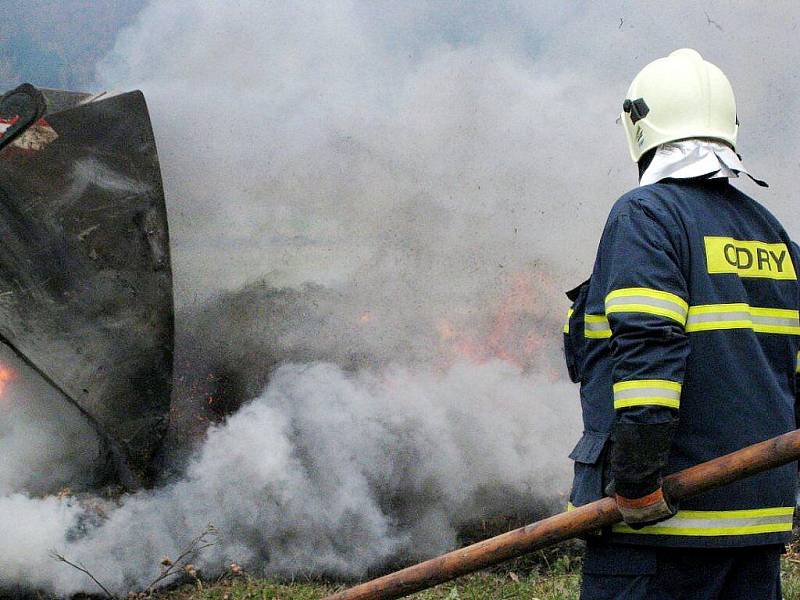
[564,178,800,548]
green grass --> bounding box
[155,547,581,599]
[156,549,800,600]
[158,570,580,600]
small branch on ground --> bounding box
[50,550,116,599]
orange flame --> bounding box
[435,271,562,371]
[0,365,16,407]
[354,270,564,375]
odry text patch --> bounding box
[704,236,796,280]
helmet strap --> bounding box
[637,148,657,181]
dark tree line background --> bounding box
[0,0,144,92]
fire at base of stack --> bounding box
[0,82,579,596]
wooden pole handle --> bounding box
[322,428,800,600]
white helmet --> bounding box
[621,48,738,162]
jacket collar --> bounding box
[639,139,767,188]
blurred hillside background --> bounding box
[0,0,144,91]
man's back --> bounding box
[568,179,799,548]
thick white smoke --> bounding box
[0,362,577,594]
[0,345,99,498]
[96,1,622,305]
[95,1,799,307]
[1,0,798,595]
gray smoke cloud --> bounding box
[0,345,99,497]
[0,0,798,595]
[96,0,800,305]
[0,362,577,594]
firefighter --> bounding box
[564,48,800,599]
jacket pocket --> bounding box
[568,430,608,464]
[563,278,590,383]
[568,430,610,509]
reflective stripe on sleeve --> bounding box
[563,308,573,334]
[751,307,800,334]
[605,288,688,325]
[613,379,681,409]
[584,314,611,339]
[579,303,799,338]
[613,506,795,537]
[686,304,800,335]
[796,351,800,374]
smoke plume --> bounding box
[0,345,99,498]
[1,362,577,594]
[1,0,798,595]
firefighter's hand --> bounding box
[613,487,676,529]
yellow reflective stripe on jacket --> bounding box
[796,351,800,374]
[584,314,611,338]
[563,308,574,334]
[751,307,800,334]
[578,304,799,338]
[686,304,800,335]
[613,379,681,410]
[605,288,689,325]
[613,506,795,537]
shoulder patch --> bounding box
[704,236,797,280]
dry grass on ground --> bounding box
[155,543,800,600]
